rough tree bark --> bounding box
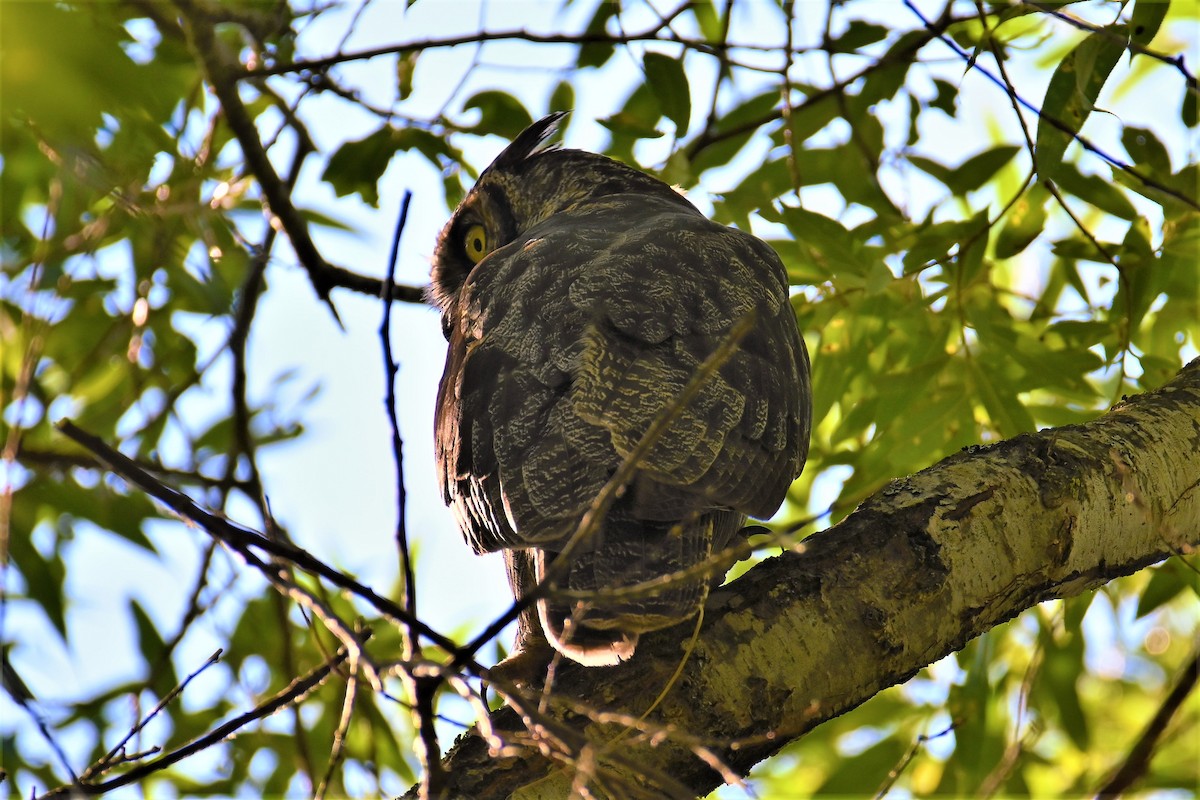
[419,358,1200,798]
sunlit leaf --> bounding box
[1130,0,1169,50]
[995,184,1049,258]
[968,354,1037,436]
[1036,25,1129,180]
[1137,560,1200,617]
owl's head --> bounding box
[430,113,693,313]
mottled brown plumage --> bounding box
[431,114,811,668]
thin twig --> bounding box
[80,650,223,782]
[873,723,957,799]
[1095,641,1200,798]
[313,652,359,800]
[242,26,804,80]
[381,191,418,634]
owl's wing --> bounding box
[561,199,811,521]
[436,193,810,554]
[435,239,604,554]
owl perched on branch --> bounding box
[431,113,811,669]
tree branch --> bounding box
[422,358,1200,797]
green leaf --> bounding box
[660,149,693,187]
[957,209,991,284]
[952,636,995,771]
[1038,614,1091,752]
[995,184,1049,258]
[954,145,1023,195]
[1052,161,1139,219]
[1122,125,1172,174]
[7,520,67,636]
[1182,84,1198,127]
[969,355,1037,436]
[911,145,1021,196]
[787,86,835,144]
[908,155,955,188]
[850,31,922,111]
[902,218,976,274]
[1137,560,1200,617]
[818,736,908,794]
[690,89,778,175]
[643,52,691,136]
[298,206,355,233]
[396,52,417,100]
[1051,237,1120,262]
[463,90,533,138]
[600,82,665,162]
[0,3,185,143]
[778,206,869,280]
[851,58,910,113]
[1130,0,1169,50]
[322,126,454,206]
[1036,25,1129,180]
[691,0,722,41]
[577,2,618,68]
[929,77,959,115]
[827,20,890,53]
[549,80,575,116]
[131,599,177,697]
[321,127,398,206]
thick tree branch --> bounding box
[426,359,1200,797]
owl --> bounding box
[431,113,811,670]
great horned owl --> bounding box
[431,113,810,669]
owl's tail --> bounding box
[532,508,744,666]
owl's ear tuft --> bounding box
[491,112,568,171]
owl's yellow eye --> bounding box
[464,224,489,264]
